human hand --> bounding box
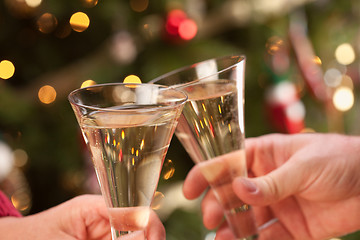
[0,194,165,240]
[183,133,360,240]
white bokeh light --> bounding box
[333,86,354,112]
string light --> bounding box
[37,13,58,34]
[335,43,355,65]
[165,9,198,41]
[81,80,97,88]
[324,68,342,87]
[111,31,137,64]
[13,149,28,168]
[25,0,42,8]
[54,23,72,39]
[81,0,98,8]
[38,85,57,104]
[130,0,149,12]
[332,86,354,112]
[0,60,15,79]
[162,159,175,180]
[166,9,187,36]
[124,75,142,83]
[178,19,198,40]
[341,75,353,89]
[266,36,284,55]
[70,12,90,32]
[141,15,163,41]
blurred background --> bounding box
[0,0,359,239]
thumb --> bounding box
[233,163,304,206]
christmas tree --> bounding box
[0,0,359,239]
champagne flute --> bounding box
[150,55,258,239]
[68,83,187,239]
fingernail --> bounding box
[239,178,258,193]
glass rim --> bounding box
[149,54,246,85]
[68,82,188,113]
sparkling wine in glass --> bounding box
[68,83,187,239]
[150,55,258,239]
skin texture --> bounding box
[0,194,165,240]
[183,133,360,240]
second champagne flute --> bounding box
[150,55,258,239]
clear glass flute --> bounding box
[68,83,187,239]
[150,55,258,239]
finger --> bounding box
[109,207,151,232]
[258,218,292,240]
[201,190,224,229]
[215,221,235,240]
[147,211,165,240]
[183,165,209,199]
[232,159,304,206]
[251,205,274,228]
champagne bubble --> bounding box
[162,159,175,180]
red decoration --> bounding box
[266,82,305,134]
[164,9,198,42]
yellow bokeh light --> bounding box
[38,85,57,104]
[130,0,149,12]
[81,80,97,88]
[333,86,354,112]
[70,12,90,32]
[0,60,15,79]
[335,43,356,65]
[123,75,142,83]
[37,13,58,34]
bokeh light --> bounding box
[166,9,187,36]
[38,85,57,104]
[130,0,149,12]
[266,36,284,55]
[141,15,163,41]
[81,0,98,8]
[54,23,72,39]
[37,13,58,34]
[162,159,175,180]
[25,0,42,8]
[81,80,97,88]
[0,60,15,79]
[178,19,198,40]
[70,12,90,32]
[286,101,306,122]
[13,149,28,168]
[151,191,165,210]
[313,56,322,65]
[335,43,355,65]
[11,190,32,213]
[123,75,142,83]
[332,86,354,112]
[111,31,137,64]
[341,75,353,89]
[324,68,342,87]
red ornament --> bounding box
[266,81,305,133]
[164,9,198,42]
